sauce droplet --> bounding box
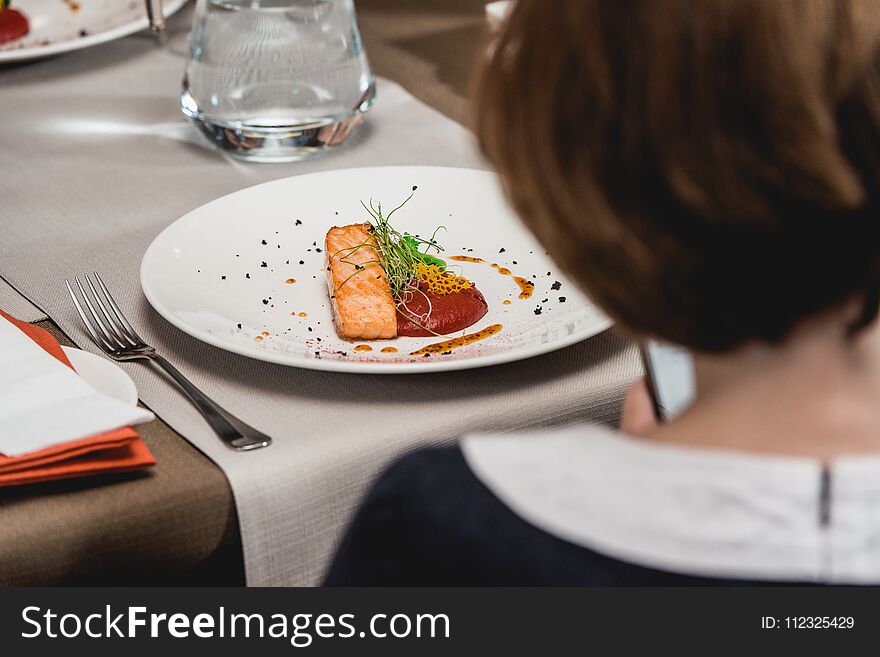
[255,336,264,342]
[285,278,296,284]
[449,255,486,264]
[261,331,270,336]
[381,346,398,353]
[513,277,535,299]
[298,312,308,318]
[503,300,512,305]
[354,344,373,352]
[409,324,503,356]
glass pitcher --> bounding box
[147,0,376,162]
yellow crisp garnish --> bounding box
[415,263,473,295]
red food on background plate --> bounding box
[0,1,29,45]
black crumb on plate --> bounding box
[261,262,267,267]
[299,260,304,265]
[261,239,267,245]
[262,299,269,305]
[499,248,506,253]
[246,273,250,279]
[237,323,242,329]
[295,220,303,225]
[534,306,543,315]
[551,281,562,290]
[221,275,226,280]
[559,297,567,302]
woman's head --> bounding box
[476,0,880,351]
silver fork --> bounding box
[66,273,272,452]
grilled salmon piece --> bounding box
[325,223,397,340]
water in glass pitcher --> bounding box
[180,0,375,162]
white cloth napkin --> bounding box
[0,315,154,457]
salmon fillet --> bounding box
[325,223,398,340]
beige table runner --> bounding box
[0,21,641,585]
[0,278,47,323]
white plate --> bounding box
[0,0,188,63]
[141,166,612,373]
[62,346,139,406]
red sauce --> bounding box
[396,282,489,337]
[0,9,29,44]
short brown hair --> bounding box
[475,0,880,351]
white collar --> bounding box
[462,425,880,583]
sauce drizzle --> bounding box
[381,346,398,353]
[449,255,535,299]
[409,324,503,356]
[354,344,372,352]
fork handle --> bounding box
[151,355,272,451]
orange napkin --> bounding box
[0,310,156,486]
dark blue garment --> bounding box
[324,446,768,586]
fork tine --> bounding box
[94,272,146,346]
[85,274,136,348]
[66,279,115,353]
[75,276,125,350]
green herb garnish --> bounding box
[358,189,446,299]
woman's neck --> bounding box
[647,311,880,460]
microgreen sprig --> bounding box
[359,189,446,299]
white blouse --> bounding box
[462,425,880,583]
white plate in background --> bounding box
[0,0,188,63]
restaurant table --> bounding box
[0,0,641,586]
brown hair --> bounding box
[475,0,880,351]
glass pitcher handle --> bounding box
[146,0,166,34]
